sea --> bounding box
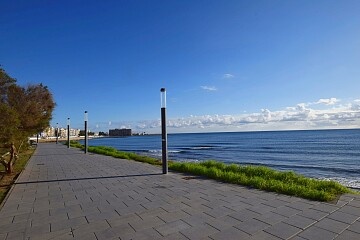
[85,129,360,189]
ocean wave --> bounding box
[190,146,214,150]
[320,177,360,189]
[148,149,183,154]
[239,161,360,175]
[175,146,216,150]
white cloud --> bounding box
[92,98,360,134]
[201,86,217,91]
[127,98,360,133]
[223,73,234,79]
[316,98,339,105]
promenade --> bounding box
[0,144,360,240]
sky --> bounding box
[1,0,360,134]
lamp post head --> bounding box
[67,118,70,125]
[160,88,166,108]
[84,111,88,121]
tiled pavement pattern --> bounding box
[0,144,360,240]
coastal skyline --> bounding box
[1,1,360,133]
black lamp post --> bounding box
[67,118,70,148]
[160,88,168,174]
[56,122,59,144]
[84,111,88,154]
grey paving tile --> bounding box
[209,226,250,240]
[129,216,165,231]
[180,223,219,239]
[158,210,190,223]
[72,220,110,237]
[0,221,29,234]
[229,208,260,222]
[72,231,98,240]
[204,218,233,232]
[247,203,276,215]
[262,199,289,208]
[182,212,215,227]
[287,236,307,240]
[347,220,360,234]
[339,205,360,217]
[335,230,360,240]
[31,212,68,227]
[271,206,300,217]
[264,222,302,239]
[85,210,120,223]
[50,216,88,232]
[282,214,317,230]
[0,216,14,225]
[314,218,349,234]
[247,230,282,240]
[122,227,163,240]
[94,228,119,240]
[29,228,73,240]
[338,194,356,202]
[204,206,236,218]
[256,192,278,201]
[161,232,189,240]
[310,203,339,213]
[107,213,141,227]
[348,200,360,208]
[0,233,5,240]
[106,222,135,239]
[225,200,252,211]
[234,218,270,235]
[115,204,146,216]
[298,226,337,240]
[286,201,314,211]
[5,231,25,240]
[298,208,329,221]
[255,212,287,226]
[155,219,191,237]
[215,215,242,226]
[328,210,360,224]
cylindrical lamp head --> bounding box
[84,111,88,121]
[160,88,166,108]
[67,118,70,125]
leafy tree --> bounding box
[0,67,55,173]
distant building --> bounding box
[109,128,132,137]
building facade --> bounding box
[109,128,132,136]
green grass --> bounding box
[68,141,161,165]
[69,141,356,202]
[170,160,354,202]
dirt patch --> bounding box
[0,148,34,204]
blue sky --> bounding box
[1,0,360,133]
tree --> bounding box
[0,67,55,173]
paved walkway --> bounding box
[0,144,360,240]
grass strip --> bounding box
[69,141,355,202]
[69,141,161,165]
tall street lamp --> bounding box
[56,122,59,144]
[84,111,88,154]
[67,118,70,148]
[160,88,168,174]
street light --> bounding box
[67,118,70,148]
[84,111,88,154]
[56,122,59,144]
[160,88,168,174]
